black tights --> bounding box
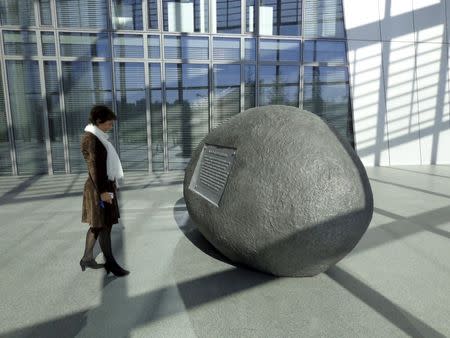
[81,227,99,261]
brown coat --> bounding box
[81,132,120,228]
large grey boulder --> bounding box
[183,105,373,277]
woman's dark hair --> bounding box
[89,105,117,125]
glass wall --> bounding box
[0,0,353,175]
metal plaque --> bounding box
[189,144,236,207]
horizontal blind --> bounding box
[216,0,241,33]
[244,64,256,110]
[164,36,209,60]
[213,38,240,61]
[60,33,110,58]
[148,35,160,59]
[213,64,240,128]
[259,65,299,107]
[260,0,301,36]
[0,0,35,26]
[41,32,56,56]
[303,0,345,38]
[148,0,158,29]
[44,61,65,173]
[111,0,143,30]
[39,0,52,25]
[115,62,147,171]
[62,61,113,172]
[0,64,11,175]
[165,64,209,170]
[3,31,37,56]
[113,34,144,58]
[6,60,47,175]
[56,0,108,29]
[149,63,163,171]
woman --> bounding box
[79,105,129,277]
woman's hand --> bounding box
[100,192,113,204]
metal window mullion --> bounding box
[241,0,245,35]
[108,0,120,152]
[0,32,18,175]
[157,0,163,31]
[34,0,41,27]
[160,34,169,171]
[36,30,53,175]
[50,0,57,27]
[143,34,153,173]
[54,30,71,173]
[142,0,149,30]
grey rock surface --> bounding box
[183,105,373,277]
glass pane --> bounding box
[213,64,240,128]
[44,61,65,173]
[245,38,255,61]
[164,36,209,60]
[244,64,255,110]
[112,0,143,30]
[165,64,209,170]
[259,39,300,62]
[0,64,12,175]
[256,0,301,36]
[163,0,209,33]
[149,63,163,171]
[39,0,52,25]
[113,34,144,58]
[304,0,345,38]
[213,38,240,61]
[259,65,299,106]
[246,0,255,33]
[56,0,108,29]
[62,62,113,172]
[148,0,158,29]
[0,0,35,26]
[41,32,55,56]
[6,60,46,175]
[148,35,160,59]
[303,40,346,64]
[303,66,352,143]
[115,63,147,171]
[216,0,241,33]
[3,31,37,56]
[60,32,110,57]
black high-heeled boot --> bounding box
[99,229,130,277]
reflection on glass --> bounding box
[246,0,255,33]
[56,0,108,29]
[62,62,113,172]
[44,61,65,173]
[248,0,301,35]
[215,0,241,33]
[149,63,163,171]
[303,66,352,143]
[60,33,110,57]
[39,0,52,25]
[115,63,147,170]
[259,39,300,62]
[3,31,37,56]
[114,34,144,58]
[112,0,143,30]
[164,36,208,60]
[213,64,240,127]
[42,32,55,56]
[259,65,299,106]
[0,0,35,26]
[245,38,255,61]
[163,0,209,33]
[304,40,346,64]
[0,64,11,175]
[148,35,160,58]
[213,38,240,61]
[148,0,158,29]
[6,60,46,174]
[304,0,345,38]
[165,64,209,170]
[244,65,256,110]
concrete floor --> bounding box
[0,165,449,338]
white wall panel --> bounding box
[379,0,415,42]
[383,41,421,164]
[347,41,390,166]
[413,0,446,43]
[342,0,380,41]
[416,42,450,163]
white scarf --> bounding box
[84,124,124,185]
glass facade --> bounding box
[0,0,353,175]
